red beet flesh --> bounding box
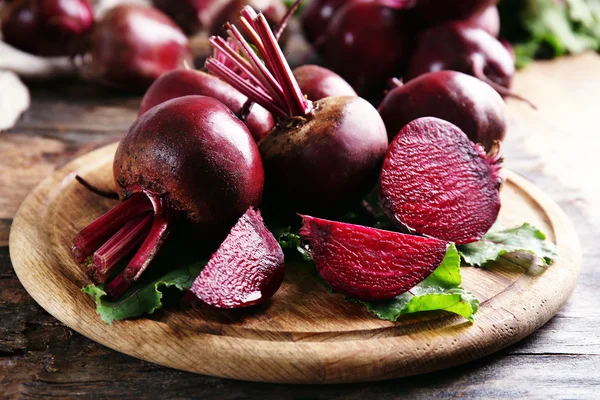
[1,0,93,56]
[186,208,284,308]
[378,71,507,150]
[72,95,264,299]
[407,22,514,90]
[293,64,357,101]
[300,216,448,301]
[87,4,192,89]
[138,69,274,141]
[320,0,412,94]
[379,117,502,244]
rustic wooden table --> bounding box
[1,53,599,399]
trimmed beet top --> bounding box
[186,207,284,308]
[379,117,502,244]
[72,95,264,299]
[300,216,448,301]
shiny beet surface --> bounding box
[258,95,388,214]
[115,95,264,230]
[321,1,412,94]
[300,215,448,301]
[378,71,507,150]
[1,0,93,56]
[300,0,350,44]
[138,69,274,141]
[293,64,357,101]
[407,22,515,89]
[466,5,499,37]
[87,4,192,89]
[186,208,284,308]
[379,117,502,244]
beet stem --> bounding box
[90,212,153,284]
[75,175,119,199]
[71,193,152,263]
[273,0,302,41]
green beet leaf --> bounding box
[358,244,480,323]
[458,222,557,268]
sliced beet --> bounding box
[379,117,502,245]
[299,215,448,301]
[186,208,284,308]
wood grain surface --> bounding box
[1,53,600,398]
[8,140,581,384]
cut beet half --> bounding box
[379,117,502,245]
[299,216,448,301]
[186,208,284,309]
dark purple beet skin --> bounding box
[186,208,284,308]
[138,69,275,141]
[407,22,515,90]
[466,5,499,37]
[409,0,498,27]
[379,117,502,244]
[300,0,351,44]
[86,4,192,89]
[71,95,264,299]
[300,215,448,301]
[0,0,93,56]
[293,64,357,101]
[378,71,507,150]
[320,0,412,95]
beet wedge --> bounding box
[299,216,448,301]
[186,208,284,309]
[379,117,502,245]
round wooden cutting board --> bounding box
[9,143,581,384]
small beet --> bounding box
[407,22,514,91]
[378,71,507,150]
[1,0,93,56]
[379,117,502,244]
[186,208,284,308]
[139,69,274,141]
[293,64,357,101]
[86,4,192,89]
[466,5,499,37]
[299,215,448,301]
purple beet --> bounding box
[86,4,192,89]
[1,0,93,56]
[186,207,284,308]
[466,5,499,37]
[300,215,448,301]
[379,117,502,244]
[71,96,264,299]
[409,0,498,27]
[293,64,357,101]
[407,22,514,91]
[320,0,412,94]
[300,0,350,44]
[139,69,274,141]
[378,71,507,150]
[206,7,388,214]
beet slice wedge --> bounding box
[186,208,284,309]
[299,216,448,301]
[379,117,502,245]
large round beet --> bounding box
[259,96,388,213]
[378,71,506,149]
[87,4,192,89]
[293,64,357,101]
[115,96,264,228]
[407,22,515,90]
[139,69,274,141]
[320,0,412,95]
[1,0,93,56]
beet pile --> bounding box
[68,2,557,322]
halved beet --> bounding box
[186,208,284,308]
[379,117,502,245]
[299,215,448,301]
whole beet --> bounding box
[466,5,499,37]
[1,0,93,56]
[139,69,274,141]
[300,0,350,44]
[293,64,357,101]
[87,4,192,89]
[320,0,412,95]
[378,71,506,150]
[407,22,515,90]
